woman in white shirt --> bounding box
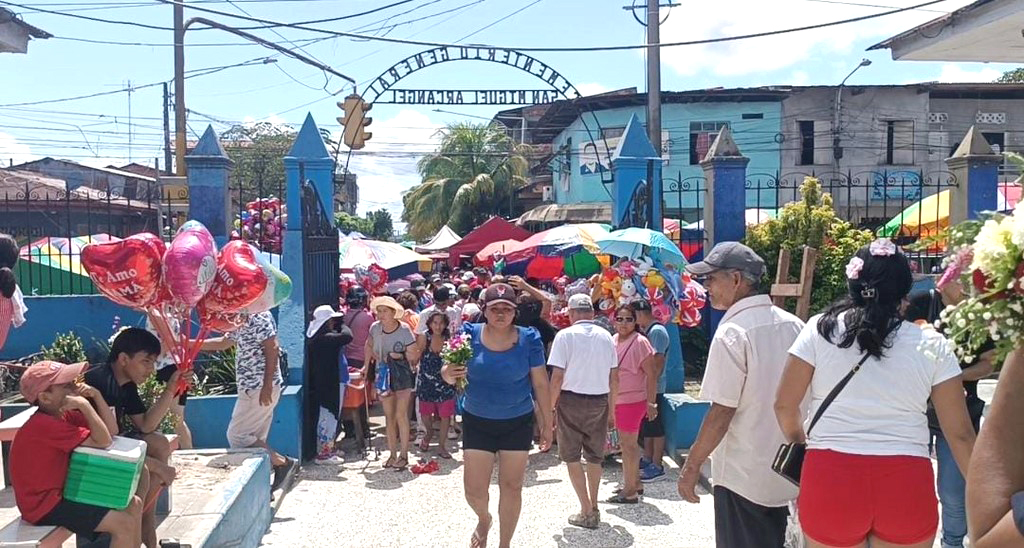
[775,240,976,548]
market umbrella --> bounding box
[473,239,525,266]
[879,188,1019,240]
[504,223,609,264]
[680,209,777,231]
[18,234,118,295]
[596,227,686,266]
[338,238,432,278]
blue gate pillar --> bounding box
[699,126,749,248]
[946,126,1002,225]
[611,113,663,229]
[185,125,234,246]
[280,113,335,384]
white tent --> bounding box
[415,225,461,253]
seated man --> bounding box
[86,328,179,547]
[11,360,142,548]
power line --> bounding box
[453,0,544,43]
[156,0,951,52]
[0,1,171,30]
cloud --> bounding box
[244,114,287,126]
[0,132,34,166]
[575,82,611,97]
[659,0,973,77]
[937,64,1003,83]
[791,70,810,86]
[343,109,443,224]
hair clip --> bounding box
[860,287,877,299]
[845,257,864,280]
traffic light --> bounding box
[337,94,372,150]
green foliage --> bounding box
[366,208,395,241]
[996,68,1024,83]
[195,348,237,396]
[335,211,373,235]
[222,122,297,199]
[402,122,530,240]
[744,177,874,314]
[135,375,176,434]
[39,332,87,364]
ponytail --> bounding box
[0,233,17,299]
[0,268,14,299]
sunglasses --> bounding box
[614,316,635,323]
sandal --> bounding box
[606,493,639,504]
[393,456,408,470]
[439,450,453,459]
[418,440,430,452]
[470,514,491,548]
[614,486,643,496]
[568,512,599,529]
[383,456,396,468]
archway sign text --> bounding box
[365,46,582,105]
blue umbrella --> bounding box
[596,227,686,266]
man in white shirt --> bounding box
[548,294,617,530]
[678,242,805,548]
[415,286,461,334]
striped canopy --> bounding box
[339,238,432,276]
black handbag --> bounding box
[772,352,871,486]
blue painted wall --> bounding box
[552,102,782,212]
[1,295,143,360]
[185,385,303,459]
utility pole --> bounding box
[163,82,172,176]
[173,0,186,176]
[646,0,662,156]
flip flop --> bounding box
[393,456,409,471]
[606,493,640,504]
[383,456,396,468]
[439,450,453,459]
[470,514,491,548]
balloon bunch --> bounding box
[231,197,286,254]
[590,257,707,327]
[353,264,388,295]
[81,221,292,395]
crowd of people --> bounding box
[5,229,1024,547]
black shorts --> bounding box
[462,411,534,453]
[37,499,110,539]
[640,395,666,438]
[713,486,789,548]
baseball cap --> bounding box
[481,283,516,308]
[20,360,87,404]
[433,286,452,302]
[685,241,766,279]
[568,293,593,311]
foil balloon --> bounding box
[198,301,247,334]
[201,241,267,313]
[163,221,217,306]
[81,233,164,309]
[241,244,292,314]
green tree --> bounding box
[222,122,296,198]
[744,177,874,314]
[402,122,530,240]
[335,211,372,235]
[366,208,394,241]
[996,68,1024,83]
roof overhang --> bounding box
[869,0,1024,62]
[0,8,51,54]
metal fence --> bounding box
[4,177,286,297]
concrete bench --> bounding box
[0,408,180,547]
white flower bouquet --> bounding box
[936,203,1024,364]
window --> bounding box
[689,121,729,165]
[601,127,625,140]
[797,120,830,166]
[741,113,764,120]
[798,121,815,166]
[884,120,914,165]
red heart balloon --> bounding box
[82,234,163,309]
[200,240,268,313]
[197,301,246,334]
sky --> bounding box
[0,0,1017,224]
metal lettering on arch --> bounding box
[363,46,585,105]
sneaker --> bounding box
[314,455,345,465]
[639,456,652,469]
[640,463,665,483]
[272,457,296,490]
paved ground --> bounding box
[261,432,716,548]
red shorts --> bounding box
[419,399,455,419]
[798,449,938,546]
[614,401,647,433]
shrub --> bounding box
[745,177,874,315]
[38,332,87,364]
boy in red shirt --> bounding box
[11,360,141,547]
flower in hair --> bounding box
[845,257,864,280]
[869,238,897,257]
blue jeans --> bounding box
[935,432,967,548]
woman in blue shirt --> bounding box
[443,283,552,548]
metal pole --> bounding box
[832,59,871,173]
[646,0,662,155]
[163,83,172,175]
[173,1,186,176]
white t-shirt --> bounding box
[415,304,461,335]
[698,295,805,507]
[788,313,962,459]
[548,320,617,395]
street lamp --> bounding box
[832,58,872,168]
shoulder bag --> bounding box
[772,352,871,486]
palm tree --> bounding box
[402,122,530,241]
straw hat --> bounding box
[369,295,405,317]
[307,305,344,338]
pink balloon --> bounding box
[163,221,218,306]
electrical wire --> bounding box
[453,0,544,43]
[155,0,951,52]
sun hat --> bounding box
[21,360,87,404]
[307,304,344,338]
[481,283,517,308]
[370,295,405,317]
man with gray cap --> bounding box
[677,242,805,548]
[548,293,617,529]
